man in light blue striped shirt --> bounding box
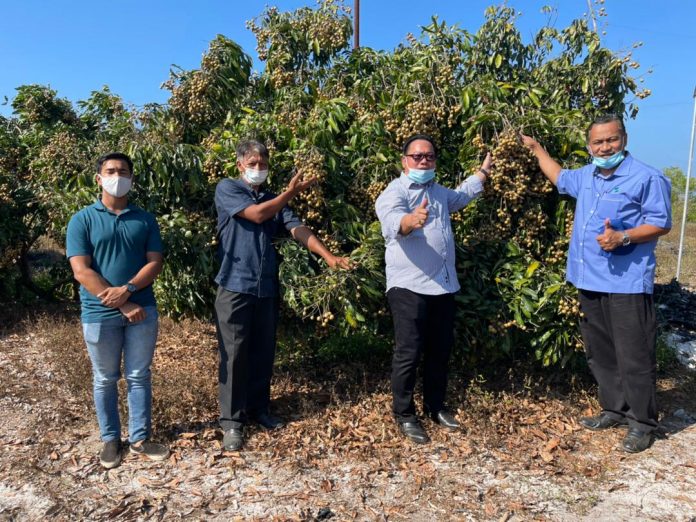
[375,134,491,444]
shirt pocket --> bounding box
[595,197,622,222]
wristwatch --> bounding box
[621,231,631,247]
[126,282,137,293]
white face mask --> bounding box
[244,168,269,185]
[99,175,132,198]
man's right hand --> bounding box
[520,134,539,151]
[519,133,561,185]
[119,302,146,322]
[399,197,429,234]
[288,171,318,195]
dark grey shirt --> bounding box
[214,178,303,297]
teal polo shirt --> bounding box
[66,200,163,322]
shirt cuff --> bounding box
[464,175,484,196]
[556,170,571,195]
[385,213,407,239]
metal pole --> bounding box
[676,85,696,281]
[353,0,360,49]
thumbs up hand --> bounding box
[596,218,621,251]
[411,196,429,230]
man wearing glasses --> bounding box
[375,134,491,444]
[522,114,671,453]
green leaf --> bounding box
[525,260,540,278]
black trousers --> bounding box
[387,287,456,423]
[579,290,658,432]
[215,287,278,430]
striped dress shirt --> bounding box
[375,173,483,295]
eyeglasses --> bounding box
[404,153,436,162]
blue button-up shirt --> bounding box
[66,200,163,322]
[214,178,303,298]
[557,153,671,294]
[375,173,483,295]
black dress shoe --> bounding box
[252,412,286,430]
[621,428,653,453]
[398,421,430,444]
[222,428,244,451]
[430,410,460,430]
[579,413,628,431]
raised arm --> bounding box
[520,134,562,185]
[237,173,317,224]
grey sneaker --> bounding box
[129,440,170,461]
[99,440,123,469]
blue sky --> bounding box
[1,1,694,173]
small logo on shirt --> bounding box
[610,186,623,194]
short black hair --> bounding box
[96,152,133,174]
[586,114,626,139]
[236,139,270,161]
[402,134,438,156]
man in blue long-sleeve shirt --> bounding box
[375,134,491,444]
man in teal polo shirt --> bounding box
[67,152,169,468]
[522,115,671,453]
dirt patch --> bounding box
[1,306,695,521]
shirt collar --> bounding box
[236,177,267,198]
[93,199,133,215]
[592,151,632,178]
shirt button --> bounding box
[590,210,594,214]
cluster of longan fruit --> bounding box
[558,297,581,318]
[394,100,442,144]
[169,72,215,126]
[473,129,553,248]
[292,149,327,224]
[201,134,225,182]
[545,237,569,266]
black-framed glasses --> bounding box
[404,153,436,162]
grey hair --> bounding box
[586,114,626,139]
[235,139,269,161]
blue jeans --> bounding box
[82,306,158,443]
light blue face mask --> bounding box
[592,150,625,170]
[407,168,435,184]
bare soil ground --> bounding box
[1,299,695,522]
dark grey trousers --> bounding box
[387,288,456,423]
[215,287,278,430]
[579,290,658,432]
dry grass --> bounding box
[2,305,695,520]
[656,221,696,288]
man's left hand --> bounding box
[596,218,623,251]
[98,286,131,308]
[327,255,352,270]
